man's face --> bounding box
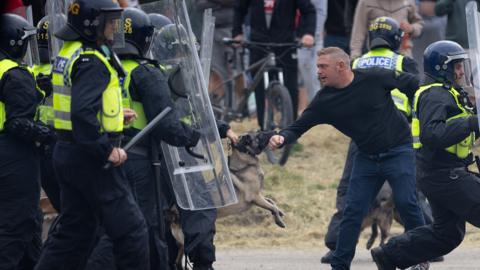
[453,61,465,85]
[317,54,339,87]
[104,20,115,41]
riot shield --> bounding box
[145,0,237,210]
[24,5,40,66]
[466,1,480,130]
[200,9,215,82]
[45,0,69,61]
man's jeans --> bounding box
[331,143,425,269]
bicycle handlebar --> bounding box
[222,37,304,49]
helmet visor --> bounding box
[22,27,40,66]
[98,11,125,48]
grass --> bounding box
[214,118,480,250]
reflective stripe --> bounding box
[0,59,22,131]
[52,41,123,133]
[352,48,410,116]
[121,59,148,130]
[411,83,474,157]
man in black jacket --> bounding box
[232,0,316,128]
[269,47,425,270]
[371,40,480,270]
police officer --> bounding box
[35,1,149,270]
[148,13,172,30]
[86,8,201,270]
[34,14,66,212]
[371,41,480,270]
[152,21,237,270]
[0,13,55,269]
[320,16,421,264]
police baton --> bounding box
[103,106,172,170]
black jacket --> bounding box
[125,58,201,147]
[280,69,419,154]
[0,54,54,144]
[416,80,478,170]
[232,0,316,42]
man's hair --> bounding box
[317,47,351,68]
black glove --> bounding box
[468,116,480,133]
[36,73,53,98]
[6,118,56,144]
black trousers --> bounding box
[39,141,61,212]
[179,208,217,268]
[35,142,149,270]
[86,152,169,270]
[382,166,480,269]
[0,134,42,270]
[250,46,298,128]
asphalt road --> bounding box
[214,248,480,270]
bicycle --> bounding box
[207,38,302,166]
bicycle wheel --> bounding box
[208,68,230,121]
[264,83,294,166]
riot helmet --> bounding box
[37,14,67,63]
[149,13,172,31]
[150,23,189,65]
[368,17,404,51]
[115,8,154,57]
[0,13,37,61]
[424,40,472,89]
[56,0,124,48]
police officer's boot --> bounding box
[371,246,396,270]
[192,264,214,270]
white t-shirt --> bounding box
[264,0,275,29]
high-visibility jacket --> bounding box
[412,83,475,159]
[352,47,411,116]
[52,41,123,133]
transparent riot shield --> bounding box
[145,0,237,210]
[466,1,480,130]
[200,9,215,82]
[45,0,69,61]
[24,5,40,66]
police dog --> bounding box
[361,182,395,249]
[168,132,285,269]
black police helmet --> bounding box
[56,0,122,42]
[424,40,468,84]
[151,23,189,61]
[368,17,404,51]
[0,13,36,60]
[149,13,172,30]
[115,7,154,57]
[37,14,67,63]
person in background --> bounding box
[350,0,424,59]
[412,0,447,80]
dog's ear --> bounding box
[234,134,255,155]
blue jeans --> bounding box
[331,143,425,270]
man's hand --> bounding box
[108,147,127,167]
[268,135,285,150]
[123,108,137,125]
[226,128,239,144]
[301,34,314,48]
[400,21,413,34]
[233,34,244,48]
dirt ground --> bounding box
[211,118,480,264]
